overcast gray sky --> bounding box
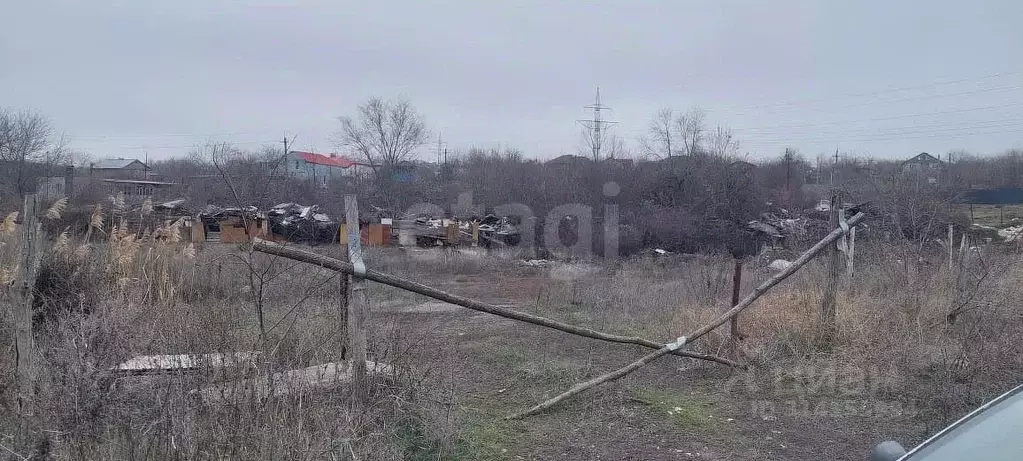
[2,0,1022,162]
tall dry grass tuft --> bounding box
[1,203,434,459]
[44,197,68,221]
[2,211,17,235]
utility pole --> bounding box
[831,147,840,186]
[784,148,792,192]
[435,134,447,165]
[577,87,618,162]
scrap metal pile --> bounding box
[407,213,522,247]
[197,204,263,223]
[267,203,337,244]
[476,214,522,246]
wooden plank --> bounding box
[344,195,368,407]
[111,352,260,376]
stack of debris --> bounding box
[267,203,336,244]
[746,211,806,245]
[477,214,521,246]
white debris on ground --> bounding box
[516,258,601,280]
[192,360,392,404]
[519,259,554,268]
[113,352,261,374]
[768,259,793,271]
[550,262,601,281]
[998,225,1023,241]
[456,248,489,258]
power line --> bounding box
[740,117,1023,141]
[69,130,266,141]
[100,139,280,150]
[625,102,1023,138]
[577,87,618,160]
[711,69,1022,112]
[751,127,1023,145]
[725,102,1023,133]
[723,84,1022,117]
[434,134,448,164]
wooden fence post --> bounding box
[344,195,368,407]
[846,226,856,279]
[820,193,840,346]
[338,234,351,360]
[729,259,743,347]
[948,223,954,270]
[16,194,41,421]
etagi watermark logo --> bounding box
[401,181,624,259]
[721,362,918,419]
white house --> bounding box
[286,151,374,185]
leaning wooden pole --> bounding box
[251,239,738,367]
[506,212,866,420]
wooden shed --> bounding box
[192,206,268,244]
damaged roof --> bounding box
[198,204,263,220]
[93,158,150,170]
[292,151,368,169]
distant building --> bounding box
[286,151,374,186]
[101,178,176,199]
[78,158,176,201]
[90,158,151,180]
[37,165,76,201]
[603,157,635,169]
[729,160,757,172]
[900,152,944,172]
[901,152,944,185]
[545,154,592,167]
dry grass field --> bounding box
[2,214,1022,460]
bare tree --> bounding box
[580,126,627,162]
[676,107,706,156]
[189,141,292,209]
[0,108,70,197]
[707,125,739,157]
[336,97,429,167]
[640,108,675,159]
